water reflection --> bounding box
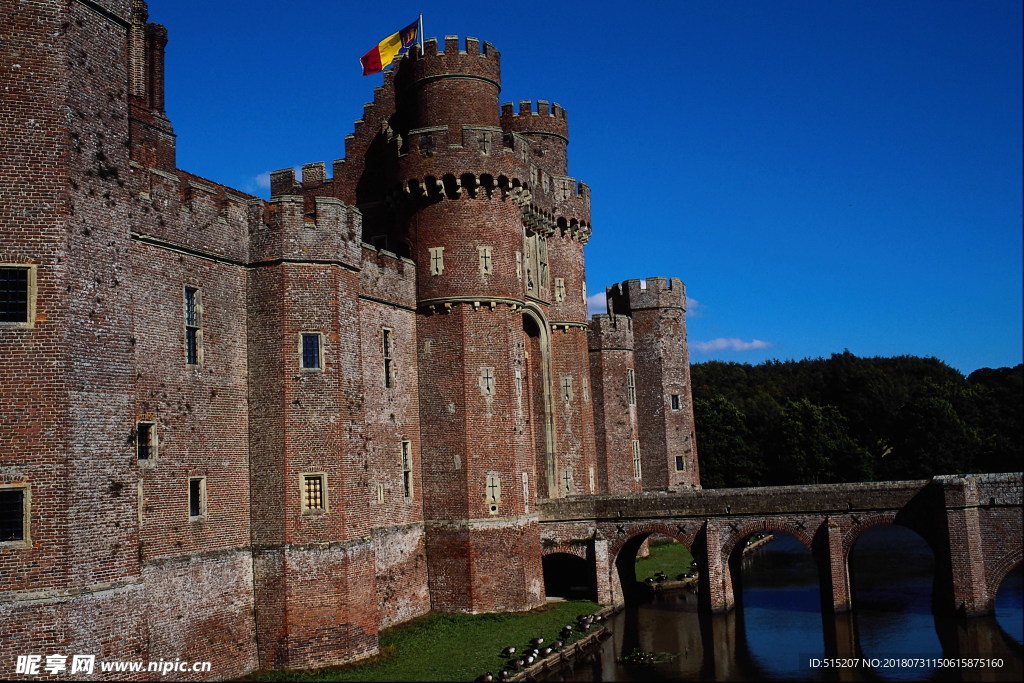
[544,526,1022,682]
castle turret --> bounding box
[606,278,700,490]
[588,315,643,494]
[500,100,569,176]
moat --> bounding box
[545,527,1023,682]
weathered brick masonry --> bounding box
[1,0,698,678]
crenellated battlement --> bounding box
[251,195,361,266]
[606,277,687,315]
[402,36,500,80]
[587,314,634,351]
[500,100,569,143]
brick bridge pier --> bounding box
[537,473,1022,619]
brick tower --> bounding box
[606,278,700,490]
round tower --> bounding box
[500,100,569,176]
[392,37,546,615]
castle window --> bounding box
[675,455,686,472]
[485,474,500,513]
[523,231,548,295]
[302,473,327,512]
[376,483,385,504]
[670,394,681,410]
[184,286,202,366]
[581,281,587,305]
[582,377,590,403]
[554,277,565,302]
[429,247,444,275]
[589,466,595,493]
[561,468,573,495]
[300,332,323,370]
[516,252,522,279]
[0,265,36,327]
[0,485,30,545]
[188,477,206,519]
[561,376,573,403]
[478,246,493,275]
[383,328,395,388]
[479,367,496,397]
[401,441,413,499]
[626,369,636,406]
[136,421,157,462]
[514,369,523,397]
[632,441,642,479]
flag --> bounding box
[361,20,419,76]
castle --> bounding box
[0,0,698,677]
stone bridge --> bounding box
[537,473,1022,618]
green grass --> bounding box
[634,539,694,581]
[245,600,601,682]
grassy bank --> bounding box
[634,538,695,581]
[245,600,601,682]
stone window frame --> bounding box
[0,483,31,548]
[515,251,522,279]
[632,440,642,479]
[479,366,496,397]
[183,285,203,366]
[188,476,207,521]
[478,246,493,275]
[561,375,573,403]
[670,394,681,410]
[485,474,501,514]
[675,455,686,472]
[561,467,573,495]
[136,420,158,466]
[428,247,445,276]
[0,264,38,329]
[300,472,328,513]
[382,328,395,388]
[299,332,324,371]
[401,440,413,500]
[626,368,636,406]
[554,277,565,302]
[376,482,385,504]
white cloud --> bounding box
[255,172,271,190]
[686,297,702,316]
[587,291,607,316]
[692,338,773,353]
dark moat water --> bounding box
[545,527,1023,682]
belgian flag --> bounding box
[360,19,420,76]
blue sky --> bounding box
[146,1,1022,375]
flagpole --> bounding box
[418,13,424,56]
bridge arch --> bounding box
[988,548,1023,605]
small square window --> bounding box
[670,394,681,410]
[0,485,30,545]
[302,473,327,512]
[675,455,685,472]
[300,332,323,370]
[0,265,36,327]
[136,421,157,461]
[188,477,206,519]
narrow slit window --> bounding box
[383,329,394,388]
[429,247,444,275]
[136,421,157,461]
[479,367,496,397]
[485,474,500,513]
[184,286,202,366]
[554,277,565,302]
[301,332,322,370]
[626,369,636,406]
[675,455,686,472]
[188,477,206,519]
[478,246,493,275]
[671,394,681,410]
[401,441,413,499]
[632,440,642,479]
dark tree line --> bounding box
[691,352,1023,488]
